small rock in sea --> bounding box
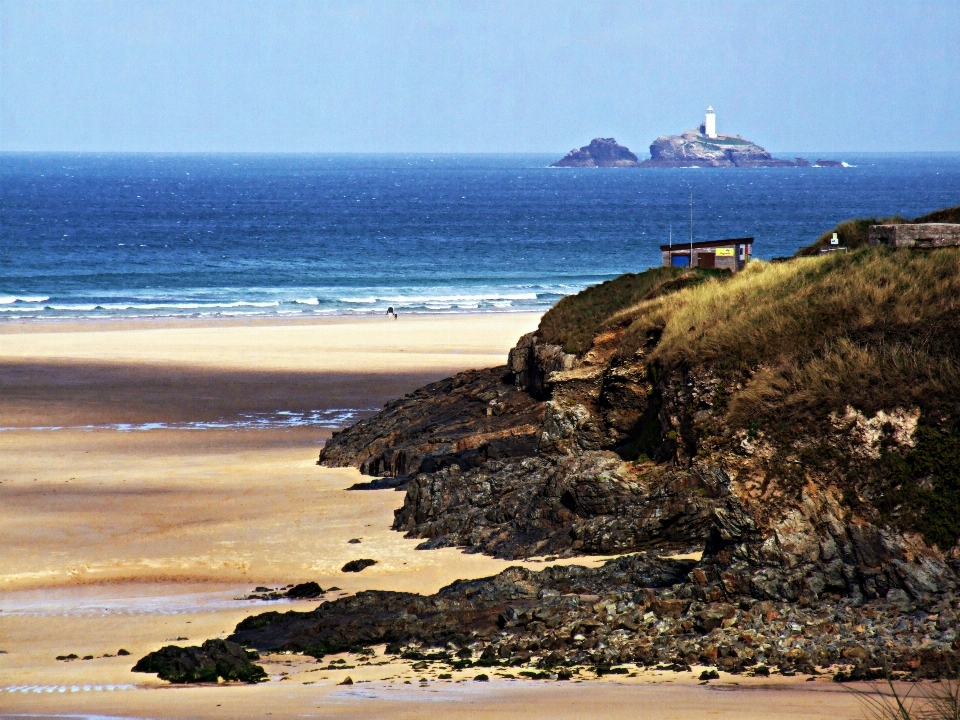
[556,668,573,681]
[438,673,452,679]
[348,538,361,544]
[474,673,489,682]
[55,654,79,661]
[254,586,272,592]
[699,669,720,681]
[117,649,131,656]
[339,676,353,685]
[341,559,377,573]
[286,581,324,599]
[327,586,341,592]
[82,655,94,660]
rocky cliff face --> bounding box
[551,138,640,168]
[320,256,960,607]
[641,131,796,168]
[227,252,960,680]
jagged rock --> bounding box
[318,367,544,478]
[394,455,723,558]
[640,131,796,168]
[230,554,694,654]
[300,257,960,676]
[132,639,267,684]
[508,332,576,398]
[551,139,639,168]
[321,302,959,603]
[228,552,960,679]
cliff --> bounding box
[551,138,640,168]
[149,215,960,682]
[641,130,796,168]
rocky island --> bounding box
[554,108,815,168]
[138,206,960,686]
[640,129,798,168]
[551,138,640,168]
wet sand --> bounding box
[0,313,866,718]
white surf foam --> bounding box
[0,295,49,304]
[0,408,377,434]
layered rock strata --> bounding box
[319,366,544,478]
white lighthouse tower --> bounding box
[704,106,717,139]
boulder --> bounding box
[342,559,377,573]
[132,639,267,684]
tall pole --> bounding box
[689,192,694,267]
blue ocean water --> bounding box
[2,152,959,320]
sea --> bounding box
[2,152,960,321]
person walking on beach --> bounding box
[387,306,397,319]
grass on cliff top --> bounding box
[915,204,960,223]
[538,267,726,355]
[793,204,960,257]
[610,248,960,424]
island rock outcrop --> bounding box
[641,130,796,168]
[551,138,639,168]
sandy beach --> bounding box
[0,313,866,719]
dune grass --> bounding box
[537,267,721,354]
[603,249,960,417]
[916,205,960,224]
[794,203,960,257]
[846,675,960,720]
[794,216,908,256]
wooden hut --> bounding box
[661,237,753,271]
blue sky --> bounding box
[1,1,958,153]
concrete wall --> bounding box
[869,224,960,249]
[715,254,737,271]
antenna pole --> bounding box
[689,192,694,266]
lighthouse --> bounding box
[704,106,717,139]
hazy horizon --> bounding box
[2,1,958,154]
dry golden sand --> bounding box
[0,314,866,718]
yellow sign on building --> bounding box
[716,247,735,257]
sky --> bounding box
[1,1,958,154]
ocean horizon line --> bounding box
[4,149,960,158]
